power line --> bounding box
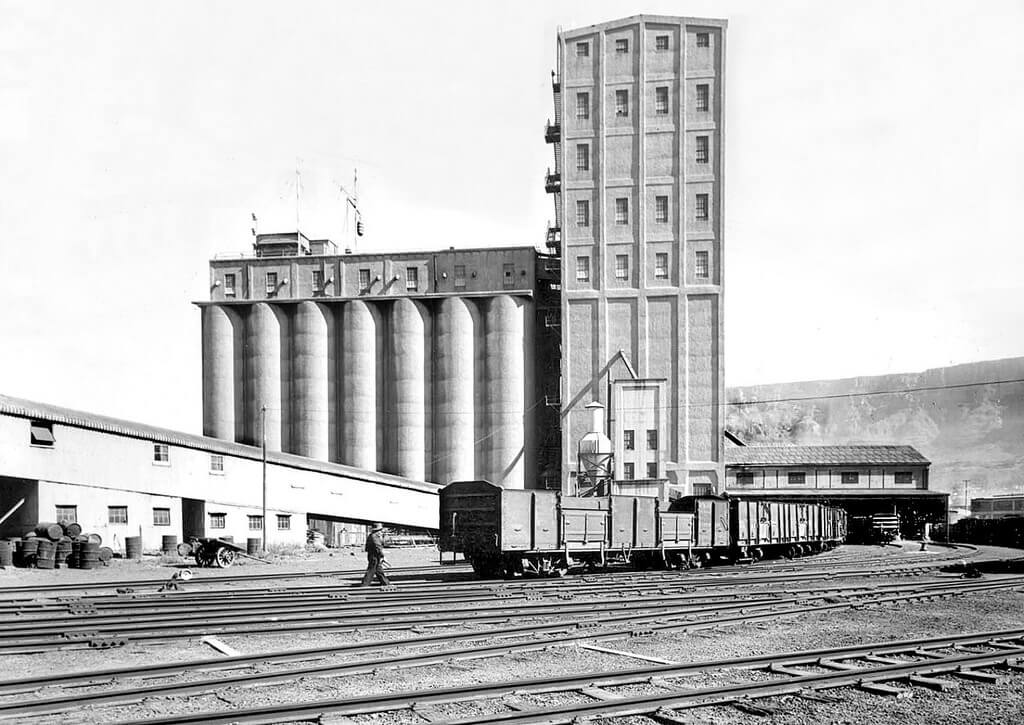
[725,377,1024,407]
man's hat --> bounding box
[370,522,384,531]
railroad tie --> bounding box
[953,668,1007,685]
[858,681,907,697]
[908,674,958,691]
[580,686,621,701]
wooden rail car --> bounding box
[439,480,847,577]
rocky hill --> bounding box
[726,357,1024,501]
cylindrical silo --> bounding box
[245,303,285,452]
[388,298,427,480]
[292,301,331,460]
[341,300,378,469]
[434,297,477,484]
[485,295,527,488]
[201,305,240,441]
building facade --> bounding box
[547,15,727,495]
[200,237,559,489]
[0,394,438,550]
[970,495,1024,519]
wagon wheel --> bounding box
[194,551,208,567]
[214,546,236,568]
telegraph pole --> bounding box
[962,479,970,511]
[261,405,268,552]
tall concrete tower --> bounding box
[547,15,726,496]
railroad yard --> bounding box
[0,543,1023,724]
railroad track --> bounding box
[1,575,1022,719]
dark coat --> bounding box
[365,531,385,558]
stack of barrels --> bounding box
[3,521,115,570]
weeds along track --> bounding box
[1,574,1022,719]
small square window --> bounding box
[895,471,914,484]
[647,462,658,479]
[575,200,590,227]
[575,256,590,282]
[736,471,754,485]
[576,92,589,120]
[623,462,635,480]
[55,505,77,524]
[624,429,635,450]
[210,454,224,473]
[655,196,669,223]
[312,270,323,294]
[265,272,278,296]
[406,267,418,291]
[615,255,628,280]
[503,263,515,289]
[224,273,236,296]
[153,443,169,464]
[248,515,264,530]
[615,89,629,117]
[647,429,658,450]
[358,268,371,290]
[696,32,710,48]
[841,471,860,484]
[696,84,710,112]
[454,264,466,289]
[695,251,709,279]
[576,144,589,171]
[788,472,806,485]
[695,193,709,221]
[655,86,669,114]
[576,42,589,57]
[655,252,669,279]
[153,508,171,526]
[108,506,128,525]
[615,198,629,225]
[656,35,669,51]
[696,135,709,164]
[693,483,713,496]
[615,38,629,54]
[209,512,226,529]
[30,420,55,447]
[277,514,291,530]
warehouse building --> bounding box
[0,394,438,551]
[970,494,1024,520]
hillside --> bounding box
[726,357,1024,501]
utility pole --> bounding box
[962,479,970,511]
[262,405,268,552]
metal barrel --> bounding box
[97,546,113,563]
[61,522,83,538]
[124,536,142,560]
[20,537,39,567]
[34,522,64,541]
[0,540,12,568]
[161,535,178,555]
[79,541,100,570]
[246,537,261,555]
[35,539,56,569]
[54,537,73,568]
[69,539,82,569]
[86,533,102,545]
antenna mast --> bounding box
[339,168,362,253]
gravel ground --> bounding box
[2,544,1023,725]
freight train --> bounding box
[440,480,847,577]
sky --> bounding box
[1,0,1023,433]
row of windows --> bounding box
[622,462,659,480]
[574,33,710,57]
[622,429,658,450]
[735,471,916,485]
[207,513,291,530]
[582,85,708,119]
[575,251,709,282]
[573,194,710,227]
[35,426,227,475]
[574,136,709,172]
[56,505,173,526]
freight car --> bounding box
[439,480,847,577]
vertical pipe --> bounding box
[485,295,526,488]
[245,303,284,451]
[341,300,378,470]
[201,305,240,440]
[389,298,427,480]
[434,297,476,484]
[292,301,331,460]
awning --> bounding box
[30,422,55,445]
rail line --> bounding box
[0,576,1021,718]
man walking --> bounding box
[360,523,391,587]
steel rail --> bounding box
[4,622,1019,724]
[0,579,1020,717]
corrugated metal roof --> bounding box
[0,393,438,494]
[726,444,930,467]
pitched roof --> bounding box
[0,393,438,493]
[726,445,930,467]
